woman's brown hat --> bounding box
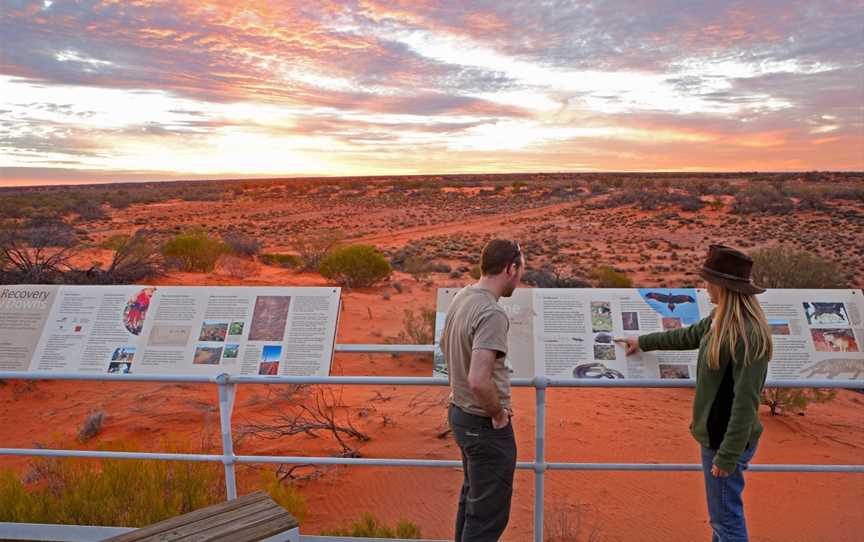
[698,244,765,295]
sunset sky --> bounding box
[1,0,862,185]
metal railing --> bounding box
[1,343,862,542]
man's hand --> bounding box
[614,336,641,356]
[711,464,731,478]
[492,409,510,430]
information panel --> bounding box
[435,288,864,381]
[0,285,341,377]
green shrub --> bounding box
[732,185,793,214]
[320,512,422,538]
[749,247,847,288]
[0,441,307,527]
[593,266,633,288]
[469,265,481,280]
[0,451,222,525]
[319,245,391,288]
[162,231,229,272]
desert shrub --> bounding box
[320,512,422,538]
[749,247,847,288]
[75,200,108,221]
[588,181,608,195]
[469,265,481,280]
[293,229,343,272]
[0,221,77,284]
[78,411,105,442]
[319,244,391,288]
[215,254,260,278]
[431,262,451,273]
[222,231,261,257]
[396,308,436,344]
[732,185,794,214]
[761,388,837,416]
[107,233,162,282]
[260,253,302,268]
[259,471,307,522]
[162,231,229,272]
[0,446,222,526]
[523,267,591,288]
[593,266,633,288]
[403,254,433,282]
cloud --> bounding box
[0,0,861,180]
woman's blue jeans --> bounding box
[700,443,758,542]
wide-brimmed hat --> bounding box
[698,244,765,295]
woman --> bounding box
[616,245,772,542]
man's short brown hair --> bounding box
[481,239,522,276]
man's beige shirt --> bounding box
[441,285,511,417]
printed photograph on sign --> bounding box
[639,288,699,325]
[223,344,240,359]
[803,302,850,326]
[249,296,291,341]
[769,319,792,335]
[123,287,156,335]
[593,344,616,361]
[573,362,624,379]
[198,321,228,342]
[622,311,640,331]
[107,346,135,373]
[662,317,683,330]
[590,301,613,332]
[193,345,223,365]
[259,345,282,375]
[228,321,245,336]
[659,363,691,379]
[811,328,860,353]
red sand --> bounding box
[2,181,863,540]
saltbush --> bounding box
[162,231,229,272]
[593,266,633,288]
[319,245,391,288]
[749,247,847,289]
[320,513,422,538]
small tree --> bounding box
[749,247,847,288]
[319,245,391,288]
[162,231,228,272]
[761,388,837,416]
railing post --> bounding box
[534,376,549,542]
[216,373,238,500]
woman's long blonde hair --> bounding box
[706,286,773,369]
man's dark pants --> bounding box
[448,404,517,542]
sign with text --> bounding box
[0,285,341,377]
[434,288,864,381]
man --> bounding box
[442,239,524,542]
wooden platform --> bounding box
[102,491,299,542]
